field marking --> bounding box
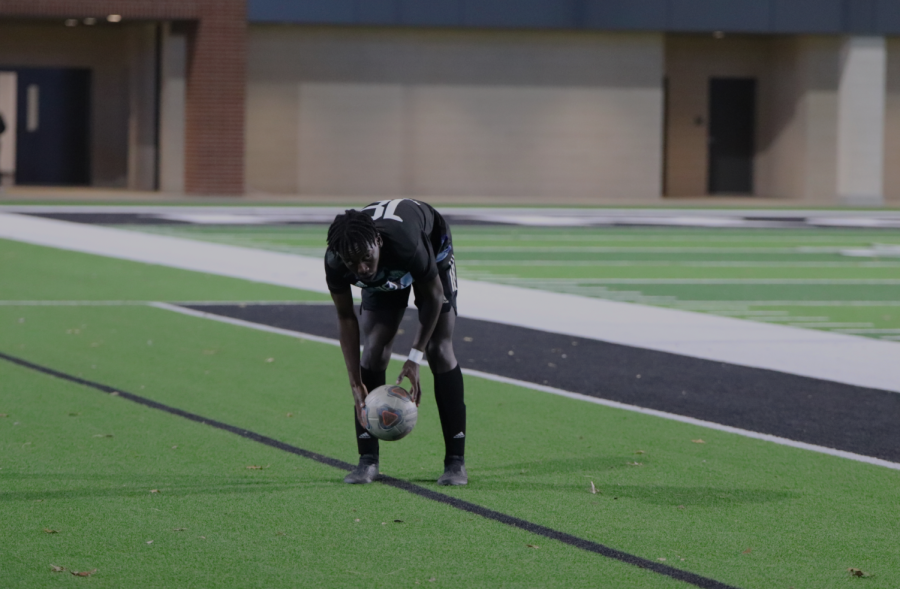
[0,349,743,589]
[2,212,898,394]
[0,300,333,306]
[459,260,900,268]
[464,277,900,285]
[151,302,900,473]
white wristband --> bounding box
[407,349,424,365]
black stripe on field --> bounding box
[184,304,900,464]
[0,350,740,589]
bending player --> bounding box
[325,199,467,486]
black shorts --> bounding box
[361,255,458,315]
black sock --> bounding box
[355,366,385,456]
[433,364,466,460]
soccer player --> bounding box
[325,199,467,485]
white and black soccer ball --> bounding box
[365,384,418,441]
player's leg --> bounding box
[424,259,467,486]
[344,289,408,484]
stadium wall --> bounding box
[246,26,664,201]
[884,38,900,203]
[0,21,151,188]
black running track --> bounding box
[0,350,741,589]
[184,303,900,464]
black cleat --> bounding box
[437,455,467,486]
[344,454,379,484]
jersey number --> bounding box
[364,199,407,222]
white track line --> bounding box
[2,212,898,394]
[150,301,900,472]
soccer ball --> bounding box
[365,384,418,441]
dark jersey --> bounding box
[325,199,453,294]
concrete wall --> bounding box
[664,34,840,202]
[247,26,665,201]
[0,21,157,188]
[885,37,900,203]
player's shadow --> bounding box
[591,484,798,507]
[461,457,799,506]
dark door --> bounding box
[15,68,91,185]
[708,78,755,195]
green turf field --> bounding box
[125,225,900,342]
[1,237,899,588]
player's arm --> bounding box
[331,288,368,427]
[397,274,443,405]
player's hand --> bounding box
[351,383,369,428]
[396,360,421,406]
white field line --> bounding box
[459,260,900,268]
[465,277,900,285]
[0,300,333,306]
[2,212,899,394]
[149,301,900,473]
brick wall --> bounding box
[0,0,246,195]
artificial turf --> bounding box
[1,240,899,588]
[121,225,900,341]
[0,238,329,303]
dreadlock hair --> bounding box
[326,209,380,262]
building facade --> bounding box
[0,0,898,203]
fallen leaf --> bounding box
[658,557,666,561]
[677,505,686,509]
[68,412,80,417]
[146,540,153,544]
[692,439,705,444]
[626,462,643,466]
[71,569,97,577]
[110,392,120,396]
[265,358,275,363]
[286,413,294,417]
[635,450,646,455]
[246,465,267,470]
[429,578,436,583]
[742,548,752,554]
[149,489,160,494]
[354,519,360,522]
[275,531,286,536]
[43,528,58,534]
[393,519,403,523]
[590,481,597,494]
[848,568,870,578]
[50,564,65,572]
[0,414,7,418]
[92,434,113,438]
[173,528,186,532]
[199,536,206,539]
[526,545,539,549]
[171,445,178,450]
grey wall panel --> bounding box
[875,0,900,34]
[248,0,355,23]
[356,0,400,24]
[462,0,578,29]
[582,0,667,30]
[846,0,877,34]
[669,0,772,32]
[399,0,463,26]
[773,0,842,33]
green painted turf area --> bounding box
[125,225,900,342]
[2,234,899,588]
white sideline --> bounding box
[150,302,900,472]
[1,211,899,394]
